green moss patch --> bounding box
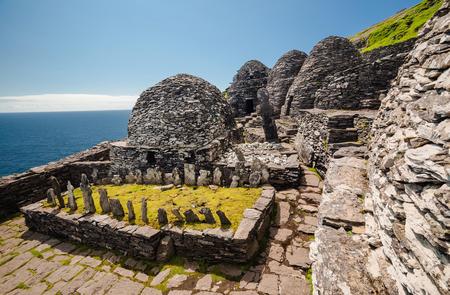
[63,184,260,231]
[352,0,443,52]
[30,249,43,259]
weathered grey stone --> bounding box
[111,174,122,185]
[159,184,174,191]
[258,88,279,143]
[167,274,188,288]
[212,167,223,186]
[172,167,182,186]
[195,274,213,291]
[257,273,279,295]
[125,171,137,184]
[110,199,125,218]
[184,163,196,186]
[156,236,174,262]
[248,171,261,188]
[230,175,240,188]
[135,169,143,184]
[98,188,110,214]
[80,174,96,214]
[199,207,216,224]
[66,181,77,211]
[197,170,211,186]
[184,209,200,223]
[216,210,231,226]
[285,245,311,269]
[171,208,184,223]
[127,200,136,221]
[157,208,168,226]
[46,188,57,207]
[141,198,148,224]
[145,167,163,185]
[151,269,171,286]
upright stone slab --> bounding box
[258,88,279,143]
[249,171,262,188]
[80,174,96,214]
[110,199,125,218]
[216,210,232,226]
[199,208,216,224]
[127,200,136,221]
[213,167,223,186]
[99,188,111,213]
[172,167,182,186]
[184,209,200,223]
[172,208,184,223]
[184,163,196,186]
[46,188,57,207]
[197,170,211,186]
[158,208,168,226]
[145,167,163,185]
[230,175,240,188]
[66,181,77,211]
[111,175,122,185]
[141,198,149,224]
[125,171,137,184]
[50,176,62,199]
[135,169,143,184]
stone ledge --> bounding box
[21,186,275,264]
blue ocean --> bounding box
[0,110,130,177]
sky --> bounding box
[0,0,421,113]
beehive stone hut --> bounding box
[111,74,236,175]
[282,36,362,116]
[266,50,308,117]
[228,60,270,117]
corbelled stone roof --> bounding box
[283,36,362,115]
[267,50,308,116]
[128,74,234,150]
[228,60,270,117]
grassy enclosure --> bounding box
[64,184,261,231]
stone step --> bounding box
[328,128,358,143]
[327,114,355,129]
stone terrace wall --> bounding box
[21,186,275,264]
[0,143,111,218]
[367,2,449,294]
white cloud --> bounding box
[0,94,138,113]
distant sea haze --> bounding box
[0,110,130,177]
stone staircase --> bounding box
[326,114,365,158]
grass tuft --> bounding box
[16,282,29,290]
[306,268,313,294]
[30,249,43,259]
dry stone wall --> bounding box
[368,2,449,294]
[266,50,307,117]
[0,143,111,218]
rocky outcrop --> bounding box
[228,60,270,117]
[368,2,449,294]
[266,50,307,117]
[283,36,362,115]
[128,74,235,149]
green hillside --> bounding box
[351,0,443,52]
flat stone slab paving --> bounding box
[0,170,321,294]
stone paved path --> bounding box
[0,170,321,295]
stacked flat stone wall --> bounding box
[0,143,111,218]
[367,2,449,294]
[21,186,275,263]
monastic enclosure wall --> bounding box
[367,3,449,293]
[0,143,111,218]
[21,186,275,263]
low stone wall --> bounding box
[294,109,376,176]
[21,186,275,263]
[0,143,111,218]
